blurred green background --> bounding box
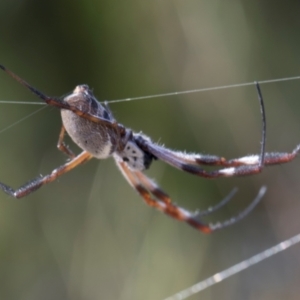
[1,1,300,300]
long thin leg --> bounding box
[134,169,265,222]
[135,170,238,215]
[136,82,298,175]
[116,160,211,233]
[193,188,238,217]
[117,160,266,233]
[57,125,76,158]
[0,151,93,198]
[139,136,300,178]
[0,65,125,133]
[147,144,300,167]
[139,143,264,178]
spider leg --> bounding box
[0,151,93,198]
[137,82,297,173]
[209,186,266,231]
[137,80,300,178]
[0,65,125,133]
[143,143,300,168]
[222,148,300,166]
[116,160,266,233]
[195,187,238,217]
[138,142,267,178]
[116,160,211,233]
[134,82,265,177]
[135,170,238,216]
[57,125,76,159]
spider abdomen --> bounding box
[62,110,114,159]
[61,85,117,159]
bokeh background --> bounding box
[1,1,300,300]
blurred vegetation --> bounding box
[0,1,300,299]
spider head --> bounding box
[71,85,96,104]
[64,84,99,113]
[73,84,93,96]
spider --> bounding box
[0,65,299,233]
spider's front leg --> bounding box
[0,151,93,198]
[0,65,124,133]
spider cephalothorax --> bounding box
[0,64,299,233]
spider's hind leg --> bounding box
[116,160,266,233]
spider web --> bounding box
[1,74,300,134]
[164,233,300,300]
[1,75,300,300]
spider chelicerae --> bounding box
[0,65,299,233]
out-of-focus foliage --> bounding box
[0,1,300,299]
